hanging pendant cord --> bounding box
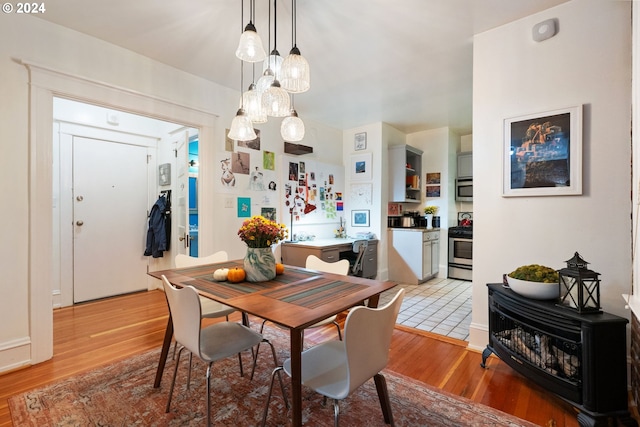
[291,0,296,47]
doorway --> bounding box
[27,61,218,364]
[53,97,198,307]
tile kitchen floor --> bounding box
[379,277,472,341]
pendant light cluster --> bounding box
[231,0,310,142]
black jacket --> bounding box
[144,195,171,258]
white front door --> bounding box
[72,136,149,303]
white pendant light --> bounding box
[242,83,267,124]
[280,0,310,93]
[281,109,305,141]
[235,0,267,63]
[281,47,310,93]
[256,68,275,95]
[229,1,257,142]
[228,108,257,141]
[263,49,283,79]
[262,79,290,117]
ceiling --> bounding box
[35,0,569,135]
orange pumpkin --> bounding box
[275,263,285,275]
[227,267,246,283]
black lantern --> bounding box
[558,252,601,313]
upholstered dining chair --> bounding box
[261,288,405,427]
[258,255,349,342]
[161,276,285,427]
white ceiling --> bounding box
[35,0,569,134]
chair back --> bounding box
[343,288,405,394]
[161,275,203,357]
[352,240,368,253]
[305,255,350,275]
[175,251,228,268]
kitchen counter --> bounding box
[387,227,441,231]
[281,238,365,247]
[281,238,378,279]
[388,229,440,284]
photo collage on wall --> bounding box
[283,156,343,224]
[219,129,279,221]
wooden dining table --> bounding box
[149,259,397,427]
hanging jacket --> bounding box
[144,195,170,258]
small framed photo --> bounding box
[158,163,171,185]
[503,105,582,197]
[351,209,370,227]
[354,132,367,151]
[350,152,372,181]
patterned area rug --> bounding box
[9,325,537,427]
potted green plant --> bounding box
[423,206,438,229]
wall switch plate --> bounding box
[224,197,233,208]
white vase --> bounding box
[243,247,276,282]
[425,214,433,229]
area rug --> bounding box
[9,326,537,427]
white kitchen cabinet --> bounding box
[388,229,439,284]
[389,144,423,203]
[457,152,473,178]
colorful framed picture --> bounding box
[503,105,582,197]
[237,197,251,217]
[350,153,372,182]
[351,209,370,227]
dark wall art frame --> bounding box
[503,105,582,197]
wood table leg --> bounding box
[367,294,381,308]
[154,314,173,388]
[290,327,303,427]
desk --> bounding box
[149,260,396,427]
[281,238,378,278]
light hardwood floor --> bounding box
[0,289,613,427]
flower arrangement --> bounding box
[238,216,288,248]
[423,206,439,215]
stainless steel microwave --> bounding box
[455,178,473,202]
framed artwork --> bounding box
[503,106,582,197]
[350,183,373,206]
[351,209,370,227]
[426,185,441,198]
[350,152,372,181]
[354,132,367,151]
[388,203,402,216]
[263,151,275,170]
[426,172,441,184]
[158,163,171,185]
[237,197,251,217]
[261,207,276,221]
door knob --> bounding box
[76,220,84,226]
[179,236,185,241]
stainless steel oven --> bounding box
[448,227,472,281]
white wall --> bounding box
[468,0,632,349]
[407,127,460,274]
[0,14,342,372]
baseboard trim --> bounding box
[0,337,32,374]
